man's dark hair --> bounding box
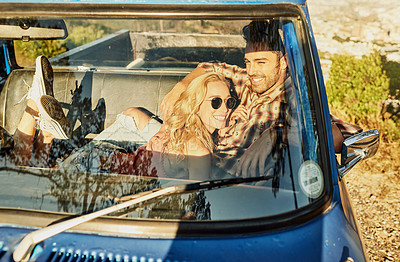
[242,20,285,56]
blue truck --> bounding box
[0,1,379,261]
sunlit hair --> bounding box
[164,72,230,157]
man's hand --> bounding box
[230,105,248,122]
[236,128,277,178]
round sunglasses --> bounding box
[207,97,237,110]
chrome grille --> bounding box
[46,248,163,262]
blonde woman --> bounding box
[109,72,237,180]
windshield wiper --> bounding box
[13,175,272,262]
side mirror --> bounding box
[338,129,379,179]
[0,19,68,41]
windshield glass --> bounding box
[0,16,327,222]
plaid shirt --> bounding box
[199,62,362,174]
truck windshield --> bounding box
[0,16,328,222]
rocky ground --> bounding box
[308,0,400,62]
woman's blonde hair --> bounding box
[164,72,229,157]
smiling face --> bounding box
[244,51,287,95]
[197,80,232,133]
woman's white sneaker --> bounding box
[38,95,71,139]
[26,56,54,105]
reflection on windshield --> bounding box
[1,17,324,221]
[0,167,212,220]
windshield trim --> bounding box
[0,3,302,19]
[296,7,335,191]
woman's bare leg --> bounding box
[123,107,151,130]
[10,99,38,165]
[10,99,54,166]
[31,129,54,167]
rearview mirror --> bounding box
[0,19,68,41]
[338,129,379,179]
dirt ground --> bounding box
[344,142,400,261]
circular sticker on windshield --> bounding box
[298,160,324,199]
